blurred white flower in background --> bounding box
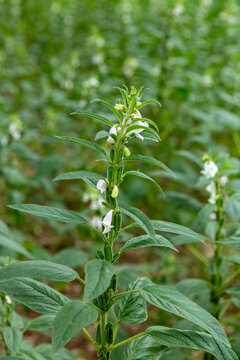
[9,122,21,140]
[209,212,217,220]
[91,216,102,230]
[1,136,9,146]
[173,4,184,16]
[220,175,228,186]
[5,295,12,304]
[201,161,218,179]
[206,181,216,204]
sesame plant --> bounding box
[2,87,238,360]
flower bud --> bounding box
[136,101,142,107]
[123,146,131,157]
[111,185,118,198]
[115,103,124,110]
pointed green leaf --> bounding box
[0,278,69,314]
[71,111,114,126]
[95,130,108,141]
[125,336,162,360]
[8,204,87,224]
[120,234,176,253]
[91,98,122,121]
[52,248,88,268]
[0,261,78,282]
[2,326,22,355]
[113,278,152,324]
[54,170,104,182]
[84,259,114,301]
[152,220,204,242]
[216,237,240,250]
[137,99,161,109]
[126,125,160,141]
[131,117,159,132]
[56,136,107,156]
[125,154,174,178]
[141,285,229,346]
[0,234,33,258]
[226,283,240,298]
[146,326,238,360]
[125,171,164,197]
[24,315,55,331]
[120,205,155,239]
[52,300,98,350]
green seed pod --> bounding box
[110,274,117,292]
[117,148,123,163]
[97,250,104,260]
[107,166,114,183]
[106,323,114,344]
[112,252,120,262]
[96,323,101,344]
[98,294,105,310]
[110,148,115,162]
[117,166,124,184]
[110,196,117,208]
[114,211,122,232]
[105,298,114,311]
[93,298,99,307]
[104,242,112,262]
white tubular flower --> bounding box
[102,210,114,234]
[5,295,12,304]
[206,182,216,204]
[107,126,117,144]
[220,175,228,186]
[128,120,149,141]
[201,161,218,179]
[97,179,108,193]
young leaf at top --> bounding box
[120,205,155,239]
[120,234,176,253]
[70,111,114,126]
[146,326,238,360]
[0,260,78,282]
[52,300,98,350]
[125,170,164,197]
[84,259,114,301]
[141,285,229,346]
[0,278,69,314]
[55,136,107,157]
[8,204,87,224]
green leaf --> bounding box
[146,326,238,360]
[120,205,155,239]
[0,220,10,236]
[176,279,209,297]
[125,336,162,360]
[120,234,176,253]
[151,220,204,242]
[0,278,69,314]
[52,300,98,350]
[141,285,229,346]
[24,315,55,331]
[216,237,240,250]
[54,170,104,183]
[131,117,159,132]
[56,136,107,157]
[95,130,108,141]
[0,260,78,282]
[0,357,23,360]
[70,111,114,126]
[91,98,122,121]
[2,326,22,355]
[113,278,152,324]
[125,171,164,197]
[8,204,87,224]
[125,154,174,178]
[193,204,215,232]
[84,259,114,300]
[52,248,88,267]
[226,283,240,298]
[137,99,161,109]
[0,234,33,259]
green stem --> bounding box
[77,276,86,286]
[82,328,99,349]
[113,322,120,343]
[101,312,107,350]
[111,332,145,350]
[221,269,240,289]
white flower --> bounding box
[203,75,213,87]
[97,179,108,193]
[201,161,218,179]
[91,216,102,230]
[132,110,142,119]
[9,123,21,140]
[220,175,228,186]
[1,136,9,146]
[5,295,12,304]
[128,120,149,141]
[173,4,184,16]
[209,212,217,221]
[83,193,91,202]
[107,126,117,144]
[102,210,113,234]
[206,181,216,204]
